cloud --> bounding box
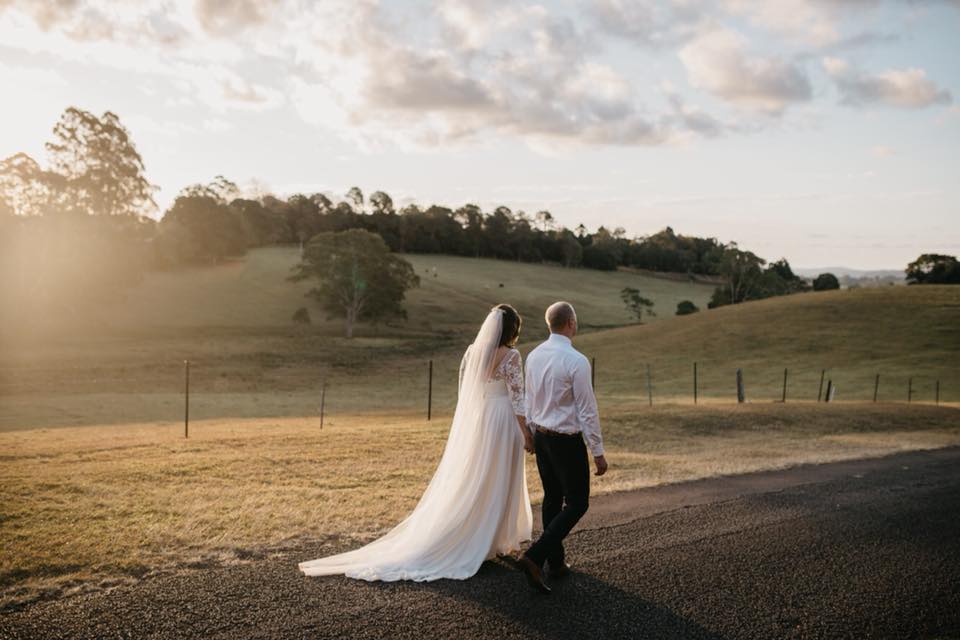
[679,29,813,114]
[1,0,951,153]
[824,57,953,108]
[364,50,494,112]
[587,0,706,48]
[870,144,896,158]
[193,0,281,36]
[287,1,695,149]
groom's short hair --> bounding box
[545,301,576,332]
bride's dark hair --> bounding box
[496,304,522,348]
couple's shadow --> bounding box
[408,555,725,640]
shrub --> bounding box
[676,300,699,315]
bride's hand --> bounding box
[523,434,535,454]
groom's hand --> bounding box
[593,455,608,476]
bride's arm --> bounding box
[505,349,534,453]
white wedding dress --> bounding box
[298,308,533,581]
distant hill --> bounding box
[794,267,903,279]
[575,285,960,404]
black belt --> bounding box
[533,424,580,439]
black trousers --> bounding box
[525,429,590,568]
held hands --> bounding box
[523,433,535,454]
[593,455,608,476]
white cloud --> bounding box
[824,57,953,108]
[588,0,707,48]
[679,28,813,114]
[870,144,896,158]
[723,0,843,46]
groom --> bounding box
[518,301,607,594]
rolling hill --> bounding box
[1,248,956,431]
[576,284,960,404]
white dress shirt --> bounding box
[524,333,604,458]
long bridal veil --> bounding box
[299,308,516,581]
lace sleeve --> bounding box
[503,349,525,415]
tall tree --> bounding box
[710,244,766,307]
[535,210,554,232]
[345,186,364,213]
[156,179,246,265]
[906,254,960,284]
[0,153,67,216]
[45,107,157,217]
[288,229,419,338]
[369,190,394,214]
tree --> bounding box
[156,180,246,265]
[812,273,840,291]
[676,300,699,315]
[345,186,364,213]
[288,229,419,338]
[369,190,394,214]
[708,244,766,308]
[534,210,554,232]
[621,287,656,323]
[45,107,157,217]
[558,230,583,267]
[180,174,238,202]
[0,152,67,216]
[906,254,960,284]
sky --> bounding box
[1,0,958,270]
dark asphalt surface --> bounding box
[3,447,960,640]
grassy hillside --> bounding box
[1,248,956,430]
[4,246,711,336]
[578,285,960,404]
[0,247,713,429]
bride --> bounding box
[298,304,534,581]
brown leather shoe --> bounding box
[547,561,571,579]
[517,556,551,594]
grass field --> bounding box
[2,248,955,432]
[0,247,714,429]
[3,404,958,610]
[578,284,960,405]
[2,247,958,610]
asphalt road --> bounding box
[3,447,960,640]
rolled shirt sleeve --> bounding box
[571,355,604,457]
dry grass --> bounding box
[2,403,958,610]
[580,284,960,403]
[1,248,957,609]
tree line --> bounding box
[2,106,955,326]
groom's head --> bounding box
[545,301,577,338]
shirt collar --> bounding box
[548,333,572,346]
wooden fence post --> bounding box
[817,369,825,402]
[591,357,596,390]
[427,359,433,421]
[935,380,940,406]
[782,368,788,403]
[873,374,880,403]
[320,381,327,430]
[645,364,653,407]
[184,360,190,439]
[907,377,913,403]
[693,361,698,405]
[825,379,833,403]
[736,368,745,404]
